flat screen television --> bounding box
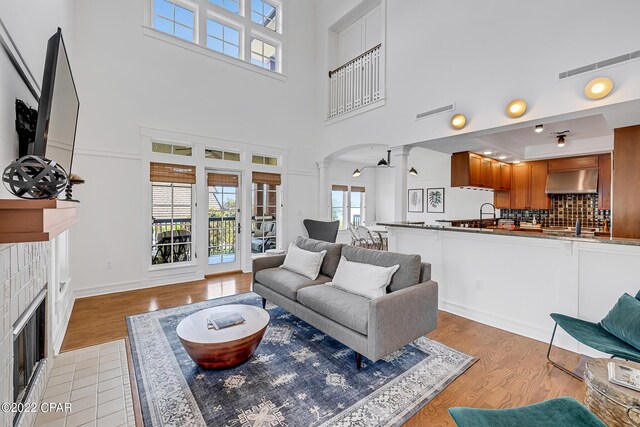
[32,28,79,176]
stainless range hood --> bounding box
[545,169,599,194]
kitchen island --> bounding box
[378,222,640,357]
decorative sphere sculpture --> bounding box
[2,155,68,199]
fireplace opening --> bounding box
[13,291,46,406]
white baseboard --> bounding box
[439,298,581,354]
[74,279,147,298]
[74,271,207,299]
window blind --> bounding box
[331,184,348,192]
[252,172,281,186]
[207,173,239,187]
[351,186,366,193]
[150,162,196,184]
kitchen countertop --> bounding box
[377,222,640,247]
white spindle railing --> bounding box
[329,44,382,119]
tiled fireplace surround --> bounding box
[0,239,73,427]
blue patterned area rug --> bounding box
[127,292,476,427]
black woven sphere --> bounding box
[2,155,68,199]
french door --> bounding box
[206,171,241,274]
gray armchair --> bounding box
[303,219,340,243]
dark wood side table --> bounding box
[176,304,269,369]
[585,358,640,426]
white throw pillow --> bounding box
[280,243,327,280]
[329,256,400,300]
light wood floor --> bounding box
[61,272,585,425]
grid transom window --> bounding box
[153,0,195,42]
[251,0,277,31]
[150,0,283,74]
[251,38,277,71]
[205,149,240,161]
[207,20,240,58]
[209,0,240,15]
[252,154,278,166]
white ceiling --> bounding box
[410,99,640,161]
[337,145,390,164]
[474,114,612,159]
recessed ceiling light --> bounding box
[506,99,527,118]
[512,160,521,164]
[535,124,544,133]
[483,150,493,155]
[450,114,467,130]
[498,155,508,160]
[584,77,613,99]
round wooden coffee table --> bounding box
[176,304,269,369]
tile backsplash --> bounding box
[500,194,611,229]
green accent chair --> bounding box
[547,291,640,380]
[449,397,606,427]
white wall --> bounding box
[69,0,319,295]
[335,4,381,66]
[316,0,640,154]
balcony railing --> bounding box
[328,44,382,119]
[151,217,276,261]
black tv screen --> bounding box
[33,28,79,175]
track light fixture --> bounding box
[557,135,566,147]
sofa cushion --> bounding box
[255,268,331,301]
[295,236,342,277]
[297,285,369,335]
[281,243,326,280]
[340,245,421,292]
[330,256,399,299]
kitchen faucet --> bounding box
[479,203,496,228]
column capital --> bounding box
[317,159,333,169]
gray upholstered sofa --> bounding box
[252,236,438,368]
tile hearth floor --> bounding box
[35,340,135,427]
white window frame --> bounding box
[251,153,279,166]
[144,0,285,77]
[249,35,280,73]
[250,0,278,33]
[208,0,241,15]
[152,0,200,43]
[206,12,244,59]
[205,147,242,161]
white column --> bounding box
[317,159,332,220]
[392,146,412,222]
